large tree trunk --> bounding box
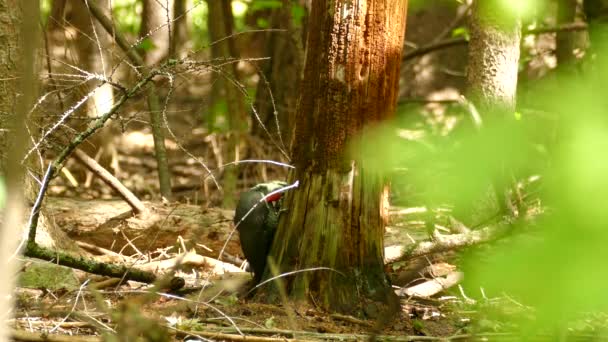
[268,0,407,313]
[0,1,39,339]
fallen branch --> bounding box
[385,224,508,264]
[73,149,148,216]
[137,251,242,275]
[11,329,101,342]
[25,242,156,284]
[396,271,463,298]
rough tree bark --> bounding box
[268,0,408,313]
[0,1,38,340]
[466,0,521,115]
[464,0,521,221]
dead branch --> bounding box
[73,149,148,216]
[136,251,242,275]
[385,224,508,264]
[24,242,156,283]
[11,329,101,342]
[396,271,463,298]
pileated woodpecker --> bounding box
[234,181,287,283]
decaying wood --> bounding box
[384,224,507,264]
[136,251,242,275]
[45,197,242,259]
[396,271,463,298]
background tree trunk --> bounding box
[66,0,117,184]
[556,0,579,69]
[140,0,174,65]
[466,0,521,115]
[171,0,189,58]
[584,0,608,59]
[268,0,407,313]
[206,0,246,208]
[251,0,305,143]
[464,0,521,222]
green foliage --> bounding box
[175,318,205,331]
[250,0,282,12]
[19,261,80,291]
[264,316,277,329]
[360,25,608,335]
[451,27,469,40]
[465,77,608,326]
[291,4,306,27]
[214,293,238,306]
[207,100,229,132]
[137,37,156,52]
[257,17,270,29]
[190,0,209,49]
[40,0,51,24]
[112,0,142,35]
[412,319,426,334]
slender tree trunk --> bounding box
[584,0,608,58]
[171,0,189,58]
[65,0,117,184]
[268,0,407,313]
[556,0,578,69]
[251,0,304,147]
[206,0,246,208]
[140,0,174,65]
[465,0,521,220]
[466,0,521,116]
[82,0,173,199]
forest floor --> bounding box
[17,98,599,341]
[12,101,477,340]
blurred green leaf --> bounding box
[137,37,155,52]
[250,0,282,12]
[257,18,269,29]
[463,48,608,332]
[291,5,306,27]
[452,26,469,40]
[265,316,276,329]
[112,0,142,35]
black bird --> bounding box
[234,181,286,283]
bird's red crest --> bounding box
[265,192,282,202]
